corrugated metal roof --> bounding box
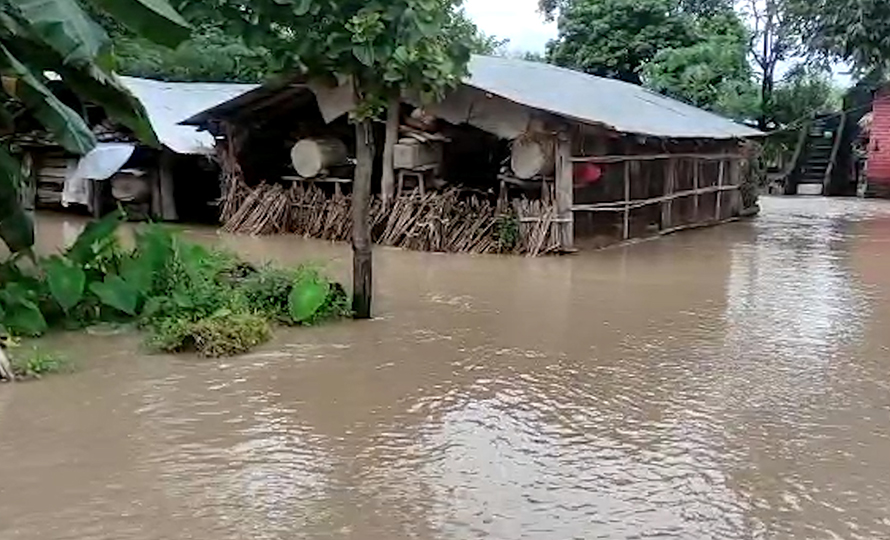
[464,55,762,139]
[180,56,762,140]
[120,76,258,154]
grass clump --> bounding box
[10,347,71,380]
[0,211,351,363]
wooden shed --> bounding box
[184,55,763,254]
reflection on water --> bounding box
[3,197,890,539]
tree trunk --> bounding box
[352,119,374,319]
[0,347,14,382]
[381,98,399,206]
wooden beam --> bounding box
[555,132,574,250]
[623,161,631,240]
[572,184,740,211]
[571,152,743,164]
[352,118,374,319]
[716,160,725,220]
[159,149,178,221]
[381,98,399,206]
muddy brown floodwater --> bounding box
[3,196,890,540]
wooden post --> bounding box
[381,98,399,206]
[159,149,178,221]
[661,159,675,230]
[352,118,374,319]
[716,160,725,220]
[693,159,700,221]
[555,131,574,250]
[0,346,14,382]
[623,161,631,240]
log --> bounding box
[352,120,374,319]
[291,138,349,178]
[512,138,555,180]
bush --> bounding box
[146,309,272,357]
[10,347,71,379]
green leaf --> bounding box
[0,146,35,253]
[44,256,86,312]
[294,0,312,16]
[85,0,191,48]
[353,45,374,67]
[288,279,329,323]
[57,64,159,146]
[66,209,124,265]
[0,44,96,154]
[8,0,112,68]
[4,300,47,336]
[90,275,139,316]
[120,255,153,293]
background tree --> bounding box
[767,64,840,127]
[643,11,759,120]
[787,0,890,71]
[187,0,478,318]
[742,0,798,129]
[546,0,698,84]
[0,0,190,254]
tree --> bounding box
[768,64,840,127]
[188,0,477,319]
[0,0,191,254]
[546,0,698,84]
[643,11,759,120]
[787,0,890,71]
[741,0,798,129]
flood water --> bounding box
[3,196,890,540]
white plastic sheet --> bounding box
[62,143,136,208]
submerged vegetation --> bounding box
[0,211,349,362]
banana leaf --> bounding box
[5,0,112,69]
[85,0,190,48]
[0,146,34,253]
[0,43,96,154]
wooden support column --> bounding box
[555,131,574,250]
[693,159,700,221]
[381,98,399,206]
[623,161,631,240]
[716,160,725,220]
[159,149,178,221]
[352,118,375,319]
[729,158,742,216]
[661,158,676,230]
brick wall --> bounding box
[868,87,890,184]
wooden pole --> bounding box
[381,98,399,206]
[661,159,675,230]
[159,149,178,221]
[0,346,14,382]
[623,161,631,240]
[716,160,725,220]
[693,159,700,221]
[352,118,374,319]
[555,132,574,250]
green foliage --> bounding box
[495,211,520,253]
[184,0,477,118]
[146,308,271,357]
[0,217,348,358]
[787,0,890,71]
[768,65,840,127]
[10,347,70,379]
[288,276,330,324]
[643,11,759,120]
[0,0,190,254]
[547,0,698,84]
[44,256,86,312]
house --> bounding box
[183,55,763,253]
[24,76,256,221]
[864,84,890,196]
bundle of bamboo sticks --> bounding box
[221,178,560,256]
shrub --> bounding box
[10,348,71,379]
[145,309,272,358]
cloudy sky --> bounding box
[464,0,557,53]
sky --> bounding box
[464,0,556,54]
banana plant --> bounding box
[0,0,191,254]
